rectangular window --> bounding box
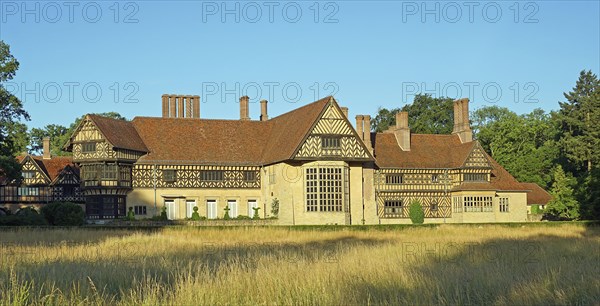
[201,170,224,182]
[321,136,341,149]
[305,167,343,212]
[102,164,118,180]
[164,199,176,220]
[464,173,488,182]
[82,142,96,153]
[22,171,35,179]
[431,174,439,183]
[206,200,217,219]
[452,196,463,213]
[186,200,196,218]
[163,169,176,182]
[430,200,438,211]
[383,200,403,218]
[227,200,238,218]
[247,200,258,216]
[499,197,509,212]
[134,205,147,215]
[463,196,493,212]
[385,174,403,184]
[243,171,257,182]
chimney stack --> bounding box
[192,95,200,118]
[393,112,410,151]
[341,107,349,118]
[240,96,250,120]
[43,137,51,160]
[452,98,473,143]
[355,115,364,142]
[162,94,200,118]
[260,100,268,121]
[363,115,373,153]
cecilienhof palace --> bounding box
[1,95,552,224]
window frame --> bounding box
[321,135,341,150]
[163,169,177,182]
[81,142,97,153]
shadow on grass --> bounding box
[346,228,600,305]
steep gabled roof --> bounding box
[372,133,475,168]
[261,96,332,164]
[521,182,552,205]
[16,155,78,182]
[453,153,530,192]
[87,115,148,152]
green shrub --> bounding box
[271,198,279,217]
[236,215,251,220]
[126,207,135,221]
[0,207,48,226]
[160,206,168,220]
[252,207,261,219]
[40,202,85,226]
[409,200,425,224]
[191,206,201,220]
[223,206,231,220]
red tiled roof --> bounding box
[131,96,331,165]
[88,115,148,152]
[372,133,475,168]
[521,182,552,205]
[453,153,529,192]
[17,155,79,182]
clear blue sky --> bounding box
[1,1,599,129]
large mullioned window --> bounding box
[306,167,344,212]
[463,196,493,212]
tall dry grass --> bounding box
[0,224,598,305]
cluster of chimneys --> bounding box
[366,98,472,151]
[161,94,269,122]
[160,94,472,151]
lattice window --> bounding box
[384,200,403,217]
[463,196,493,212]
[321,136,341,149]
[452,196,463,213]
[163,169,176,182]
[201,170,223,182]
[386,174,403,184]
[305,167,343,212]
[431,174,439,183]
[464,173,488,182]
[82,142,97,153]
[134,205,147,215]
[499,197,509,212]
[243,171,257,182]
[102,164,118,180]
[22,171,35,179]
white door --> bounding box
[206,200,217,219]
[186,200,196,218]
[227,200,238,218]
[165,200,176,220]
[247,200,257,217]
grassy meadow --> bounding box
[0,224,598,305]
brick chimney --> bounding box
[452,98,473,143]
[162,94,200,118]
[341,107,349,118]
[393,112,410,151]
[43,137,51,159]
[363,115,373,153]
[240,96,250,120]
[355,115,364,142]
[260,100,268,121]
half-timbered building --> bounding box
[0,138,84,212]
[62,94,546,224]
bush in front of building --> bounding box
[0,207,48,226]
[409,200,425,224]
[252,207,261,219]
[191,206,202,220]
[40,202,85,226]
[271,198,279,218]
[223,206,231,220]
[126,207,135,221]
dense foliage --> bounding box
[409,201,424,224]
[40,202,85,226]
